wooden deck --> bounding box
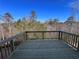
[7,40,79,59]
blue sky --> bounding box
[0,0,79,22]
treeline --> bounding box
[0,11,78,39]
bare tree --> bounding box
[65,16,75,33]
[3,12,13,37]
[29,10,37,22]
[53,19,59,31]
[0,24,5,40]
[0,15,5,40]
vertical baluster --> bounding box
[68,34,70,44]
[75,36,77,48]
[72,35,74,47]
[10,40,14,52]
[70,35,72,45]
[0,46,3,59]
[4,44,7,57]
[77,36,79,50]
[64,33,66,42]
[24,32,26,40]
[67,34,69,43]
[73,35,75,46]
[69,34,70,44]
[60,31,62,40]
[72,35,74,46]
[62,32,63,40]
[63,32,65,41]
[7,42,10,56]
[26,32,28,40]
[66,34,68,43]
[66,33,68,43]
[67,34,69,44]
[75,36,77,47]
[65,33,67,42]
[70,35,72,44]
[69,35,71,44]
[63,32,64,40]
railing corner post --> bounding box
[26,32,28,40]
[58,31,61,40]
[77,40,79,51]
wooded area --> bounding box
[0,11,79,41]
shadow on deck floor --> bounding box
[8,40,79,59]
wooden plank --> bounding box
[8,40,79,59]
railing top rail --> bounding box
[25,30,79,36]
[60,31,79,37]
[25,31,60,32]
[0,32,25,46]
[0,36,15,46]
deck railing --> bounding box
[25,31,59,40]
[0,32,26,59]
[0,31,79,59]
[25,31,79,50]
[60,31,79,50]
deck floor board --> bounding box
[8,40,79,59]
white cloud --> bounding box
[69,0,79,11]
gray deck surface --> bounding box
[8,40,79,59]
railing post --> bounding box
[10,40,14,52]
[42,32,44,39]
[4,44,7,57]
[24,32,26,40]
[7,42,10,55]
[0,46,3,59]
[26,32,28,40]
[58,31,61,40]
[77,36,79,51]
[60,31,62,40]
[77,42,79,51]
[75,36,77,46]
